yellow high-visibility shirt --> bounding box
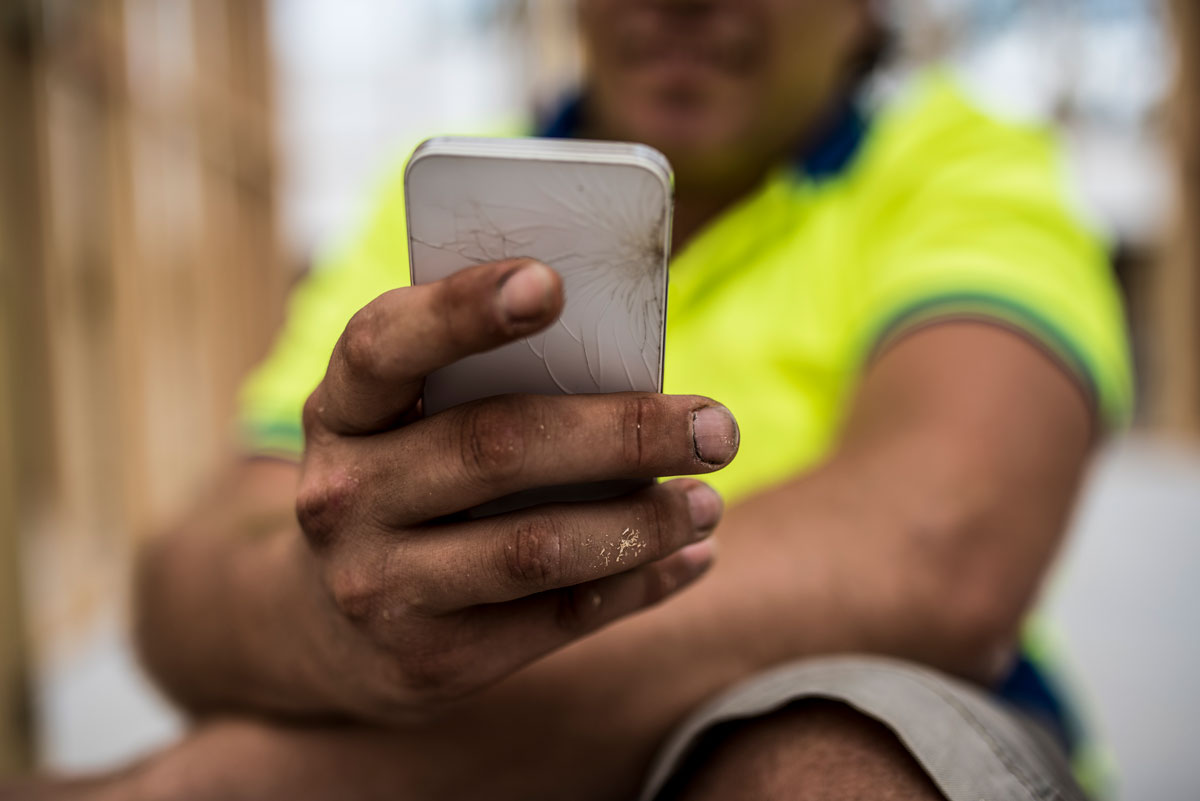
[239,72,1132,507]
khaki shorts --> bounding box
[639,655,1087,801]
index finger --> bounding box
[310,259,563,436]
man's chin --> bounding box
[620,109,747,175]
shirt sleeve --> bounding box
[236,166,412,457]
[851,77,1134,428]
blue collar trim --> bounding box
[796,99,869,182]
[538,96,586,140]
[536,95,870,183]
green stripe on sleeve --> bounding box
[869,291,1131,429]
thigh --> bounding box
[640,655,1087,801]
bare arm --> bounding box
[526,317,1093,703]
[134,457,321,717]
[132,318,1092,800]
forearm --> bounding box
[135,461,357,719]
[139,527,310,714]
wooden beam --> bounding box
[191,0,284,462]
[0,0,48,775]
[1156,0,1200,435]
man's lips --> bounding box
[620,50,729,90]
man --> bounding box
[16,1,1130,799]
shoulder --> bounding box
[844,69,1104,272]
[841,71,1133,429]
[867,70,1063,172]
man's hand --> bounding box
[136,257,738,723]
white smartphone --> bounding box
[405,136,674,514]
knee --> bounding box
[663,700,946,801]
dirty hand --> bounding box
[296,258,739,721]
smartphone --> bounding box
[405,136,674,514]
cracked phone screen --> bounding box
[406,144,672,417]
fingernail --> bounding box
[686,484,723,531]
[499,262,555,322]
[678,539,716,573]
[692,406,739,465]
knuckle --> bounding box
[295,470,359,550]
[324,563,381,624]
[458,398,529,486]
[396,578,440,618]
[376,542,439,618]
[340,307,387,382]
[635,490,678,556]
[325,547,442,643]
[502,515,568,588]
[300,390,340,449]
[301,390,324,438]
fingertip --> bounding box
[684,484,723,532]
[642,537,716,605]
[659,478,724,535]
[677,537,717,574]
[692,404,740,466]
[497,260,562,325]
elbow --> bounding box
[131,530,210,716]
[883,503,1040,685]
[930,570,1026,684]
[131,534,180,694]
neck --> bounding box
[573,103,801,256]
[670,167,770,254]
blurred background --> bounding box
[0,0,1196,798]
